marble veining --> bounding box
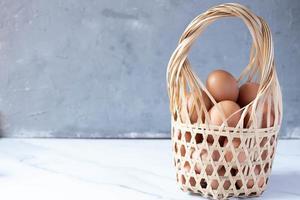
[0,139,299,200]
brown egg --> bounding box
[238,82,260,107]
[244,102,274,128]
[206,70,239,102]
[209,101,241,127]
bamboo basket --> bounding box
[167,3,282,200]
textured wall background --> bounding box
[0,0,299,138]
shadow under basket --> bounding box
[167,3,282,200]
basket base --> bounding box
[177,179,265,200]
[172,121,277,200]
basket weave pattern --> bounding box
[172,124,278,199]
[167,3,282,199]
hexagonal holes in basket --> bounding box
[218,136,228,147]
[180,145,186,157]
[232,138,241,148]
[246,179,255,189]
[218,165,226,176]
[270,135,276,145]
[195,134,203,144]
[176,130,182,140]
[173,111,178,121]
[200,149,208,161]
[206,135,214,145]
[264,162,270,173]
[238,151,246,163]
[260,137,268,147]
[183,161,191,172]
[258,177,265,188]
[200,178,208,189]
[211,179,219,190]
[270,146,275,159]
[245,137,256,148]
[205,164,214,176]
[261,150,268,160]
[223,180,231,190]
[230,167,238,176]
[174,142,178,154]
[189,147,196,159]
[212,150,221,161]
[172,127,175,138]
[235,180,243,190]
[185,131,192,143]
[254,165,262,175]
[189,177,196,187]
[225,150,233,162]
[194,163,201,174]
[180,175,186,185]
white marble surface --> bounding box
[0,139,299,200]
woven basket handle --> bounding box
[167,3,275,113]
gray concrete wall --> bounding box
[0,0,299,138]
